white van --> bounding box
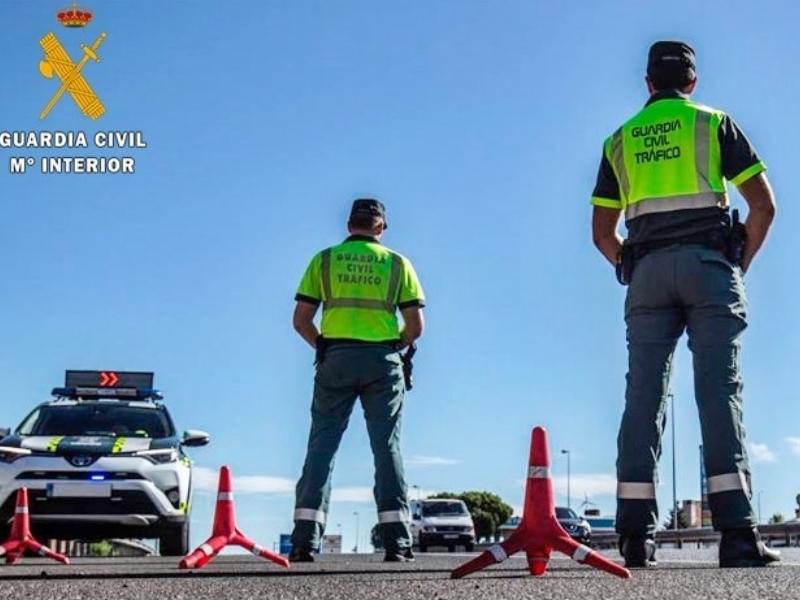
[409,498,476,552]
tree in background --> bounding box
[662,507,690,530]
[768,512,785,524]
[429,491,513,541]
[88,540,115,557]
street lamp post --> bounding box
[561,449,571,511]
[669,392,678,530]
[757,491,762,524]
[353,511,360,554]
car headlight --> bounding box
[133,448,178,464]
[0,446,31,464]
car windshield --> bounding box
[17,404,174,438]
[556,507,578,520]
[421,502,468,517]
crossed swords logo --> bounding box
[38,31,106,120]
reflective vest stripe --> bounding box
[294,508,326,523]
[378,509,407,523]
[528,466,550,479]
[385,253,402,308]
[325,298,393,310]
[694,110,712,193]
[321,251,400,313]
[707,472,749,495]
[617,481,656,500]
[625,191,727,220]
[320,249,333,300]
[610,128,630,199]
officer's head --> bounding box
[348,198,387,237]
[646,41,697,94]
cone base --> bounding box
[450,427,631,580]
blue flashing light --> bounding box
[51,387,164,401]
[90,474,106,481]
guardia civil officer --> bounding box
[590,41,777,568]
[289,198,425,563]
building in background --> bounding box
[321,534,342,554]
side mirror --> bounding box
[181,429,210,447]
[0,427,10,439]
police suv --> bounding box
[0,371,210,556]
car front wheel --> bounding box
[159,521,189,557]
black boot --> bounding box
[619,534,657,568]
[288,546,315,562]
[719,528,780,568]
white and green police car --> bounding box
[0,371,210,556]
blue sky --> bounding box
[2,0,799,553]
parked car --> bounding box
[555,506,592,545]
[0,370,210,556]
[410,498,476,552]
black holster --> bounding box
[726,209,747,267]
[615,243,636,286]
[401,344,417,391]
[314,335,328,366]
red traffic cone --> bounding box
[0,487,69,565]
[451,427,630,580]
[179,466,290,569]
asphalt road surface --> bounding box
[1,548,799,600]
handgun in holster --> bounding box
[615,242,636,286]
[401,344,417,391]
[314,335,329,367]
[726,208,748,268]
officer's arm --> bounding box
[399,306,424,348]
[736,172,776,273]
[293,301,320,349]
[592,206,624,266]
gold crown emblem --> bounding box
[56,2,93,27]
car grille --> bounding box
[0,490,158,517]
[434,526,469,533]
[16,471,145,481]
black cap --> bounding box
[349,198,387,228]
[647,41,696,72]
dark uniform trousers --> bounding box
[616,244,757,535]
[291,344,412,553]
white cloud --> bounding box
[193,466,295,495]
[748,443,777,464]
[193,466,445,505]
[331,487,374,502]
[786,437,800,455]
[405,455,459,467]
[551,473,618,498]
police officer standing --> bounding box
[590,41,777,568]
[289,198,425,563]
